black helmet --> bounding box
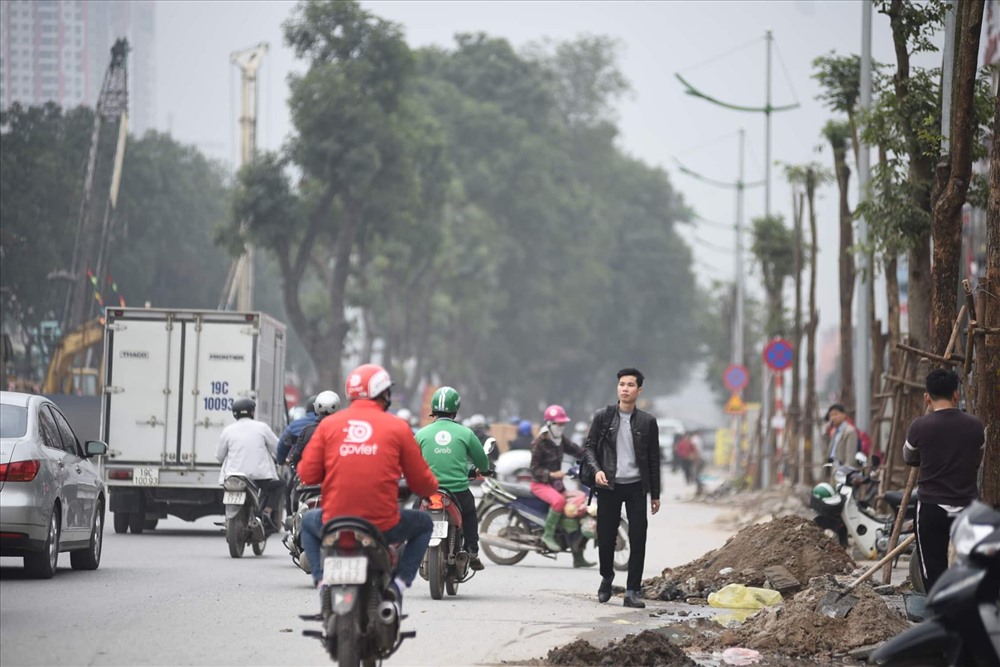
[233,397,256,420]
[304,395,318,414]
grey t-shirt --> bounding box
[615,410,641,484]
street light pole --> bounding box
[855,2,873,433]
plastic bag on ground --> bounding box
[707,583,782,609]
[721,646,762,665]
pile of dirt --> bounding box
[644,515,855,600]
[708,576,910,657]
[706,486,813,530]
[545,630,696,667]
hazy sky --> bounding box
[154,0,956,366]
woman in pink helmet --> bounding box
[529,404,593,567]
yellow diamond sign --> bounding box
[724,393,746,415]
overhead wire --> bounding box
[772,38,801,107]
[677,36,764,74]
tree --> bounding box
[929,0,985,354]
[978,93,999,506]
[821,120,856,412]
[750,214,794,338]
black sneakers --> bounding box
[469,553,485,571]
[597,578,613,603]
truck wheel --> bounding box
[113,511,129,534]
[143,518,159,531]
[128,511,145,534]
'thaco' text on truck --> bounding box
[99,308,286,533]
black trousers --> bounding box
[595,481,647,591]
[915,500,960,591]
[451,488,480,555]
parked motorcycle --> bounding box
[283,482,322,574]
[811,454,915,561]
[222,474,268,558]
[477,465,628,570]
[417,448,496,600]
[870,500,1000,667]
[301,517,413,667]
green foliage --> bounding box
[750,214,795,337]
[699,280,764,404]
[0,105,232,334]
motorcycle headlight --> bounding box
[951,515,995,558]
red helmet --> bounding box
[345,364,392,401]
[543,404,570,424]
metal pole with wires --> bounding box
[675,30,799,488]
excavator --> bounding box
[40,317,104,394]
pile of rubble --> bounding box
[708,575,911,658]
[546,630,696,667]
[644,515,855,600]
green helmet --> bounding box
[430,386,461,415]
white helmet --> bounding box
[468,413,487,429]
[396,408,413,421]
[314,390,341,416]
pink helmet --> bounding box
[543,404,570,424]
[345,363,392,401]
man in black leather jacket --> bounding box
[583,367,661,608]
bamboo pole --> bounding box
[896,342,964,365]
[852,534,916,589]
[944,304,968,359]
[880,351,910,494]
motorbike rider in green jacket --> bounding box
[415,386,491,571]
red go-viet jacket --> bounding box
[297,399,438,532]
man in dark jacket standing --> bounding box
[584,367,661,608]
[903,368,984,591]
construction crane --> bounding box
[220,42,268,311]
[62,37,129,336]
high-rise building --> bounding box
[0,0,155,135]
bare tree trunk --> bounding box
[803,168,820,486]
[832,138,856,413]
[930,0,986,355]
[789,190,805,484]
[977,92,1000,507]
[325,198,363,390]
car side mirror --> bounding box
[482,437,496,456]
[85,440,108,457]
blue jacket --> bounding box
[276,411,317,465]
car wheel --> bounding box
[25,505,60,579]
[71,500,104,570]
[113,511,129,534]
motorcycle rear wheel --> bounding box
[428,546,445,600]
[334,611,361,667]
[227,513,247,558]
[252,534,267,556]
[908,549,925,594]
[613,519,630,572]
[480,506,529,566]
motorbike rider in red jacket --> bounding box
[298,363,438,607]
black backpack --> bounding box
[287,420,319,468]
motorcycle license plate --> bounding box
[323,556,368,585]
[431,521,449,539]
[223,491,246,505]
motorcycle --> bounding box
[417,447,496,600]
[222,474,268,558]
[477,464,629,570]
[870,500,1000,667]
[301,517,413,667]
[283,481,323,574]
[811,454,915,561]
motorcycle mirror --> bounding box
[482,437,497,455]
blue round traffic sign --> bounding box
[723,364,749,392]
[763,338,794,371]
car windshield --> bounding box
[0,404,28,438]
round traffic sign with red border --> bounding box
[723,364,749,392]
[763,338,794,371]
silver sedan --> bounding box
[0,391,108,578]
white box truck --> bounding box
[99,308,286,533]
